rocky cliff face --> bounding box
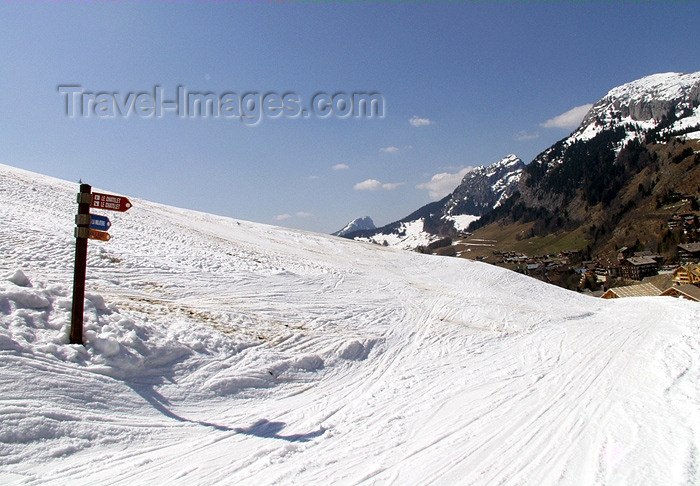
[589,72,700,123]
[445,154,524,216]
[567,72,700,149]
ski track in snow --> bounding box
[1,163,699,485]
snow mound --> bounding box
[6,269,32,287]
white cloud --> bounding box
[354,179,382,191]
[275,211,313,221]
[308,175,320,180]
[380,146,399,153]
[332,163,349,170]
[380,182,404,190]
[417,167,472,200]
[541,104,594,129]
[354,179,404,191]
[514,130,540,141]
[409,115,434,127]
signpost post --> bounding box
[70,184,92,345]
[69,185,131,345]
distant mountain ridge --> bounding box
[342,155,525,249]
[470,70,700,257]
[332,216,375,237]
[339,71,700,256]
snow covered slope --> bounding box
[1,163,699,485]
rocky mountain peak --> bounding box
[332,216,375,237]
[577,71,700,141]
[531,71,700,173]
[445,155,525,216]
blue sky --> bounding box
[2,2,699,234]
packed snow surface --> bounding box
[1,163,699,485]
[354,219,436,250]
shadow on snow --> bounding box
[130,382,325,442]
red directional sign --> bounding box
[88,229,111,242]
[91,193,132,212]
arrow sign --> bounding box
[88,229,111,242]
[89,214,111,231]
[91,193,132,212]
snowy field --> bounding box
[1,163,699,485]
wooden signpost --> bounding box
[91,192,132,212]
[70,184,132,345]
[88,229,111,242]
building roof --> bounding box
[624,256,658,266]
[679,242,700,253]
[601,283,661,299]
[673,264,700,277]
[598,258,621,268]
[660,285,700,302]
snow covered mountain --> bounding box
[472,71,700,251]
[349,72,700,252]
[344,155,524,249]
[577,71,700,145]
[533,71,700,171]
[331,216,375,237]
[1,163,699,484]
[444,154,524,215]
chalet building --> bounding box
[683,214,698,227]
[678,243,700,262]
[633,251,664,264]
[667,214,682,229]
[526,263,542,274]
[620,256,658,280]
[617,247,632,261]
[673,264,700,286]
[601,283,661,299]
[583,261,597,271]
[595,258,622,278]
[667,213,695,229]
[660,285,700,302]
[669,214,699,240]
[668,213,698,228]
